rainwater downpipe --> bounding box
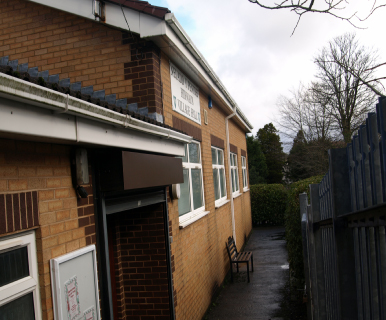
[226,106,237,245]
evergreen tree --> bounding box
[287,130,309,182]
[256,123,285,184]
[246,135,268,184]
[286,130,346,182]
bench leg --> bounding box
[230,262,234,283]
[236,262,239,273]
[247,262,250,283]
[251,254,254,272]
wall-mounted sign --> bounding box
[170,61,201,125]
[50,245,100,320]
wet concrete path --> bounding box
[205,227,288,320]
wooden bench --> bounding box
[226,236,254,283]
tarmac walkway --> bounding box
[205,227,288,320]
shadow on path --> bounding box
[204,227,305,320]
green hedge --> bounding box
[284,175,323,282]
[250,184,287,226]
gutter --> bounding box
[164,14,253,132]
[225,107,237,245]
[0,73,193,145]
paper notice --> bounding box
[64,276,81,320]
[84,307,95,320]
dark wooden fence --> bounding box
[300,97,386,320]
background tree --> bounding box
[314,33,380,142]
[256,123,285,184]
[278,33,381,145]
[285,130,344,182]
[247,0,386,34]
[246,135,268,184]
[277,83,335,142]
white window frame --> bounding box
[179,141,208,228]
[230,152,240,197]
[211,146,227,207]
[0,231,42,320]
[241,155,248,190]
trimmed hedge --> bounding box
[284,175,323,282]
[250,184,287,226]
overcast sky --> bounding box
[148,0,385,143]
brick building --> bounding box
[0,1,253,319]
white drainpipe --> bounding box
[226,107,237,245]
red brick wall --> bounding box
[109,203,171,320]
[0,0,164,120]
[122,34,163,116]
[161,52,253,320]
[0,138,96,320]
[0,191,39,235]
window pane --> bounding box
[211,148,217,165]
[191,169,203,209]
[0,246,29,287]
[232,169,235,192]
[178,169,191,216]
[182,144,188,162]
[178,144,188,163]
[230,154,234,166]
[213,169,220,200]
[0,292,35,320]
[220,168,226,198]
[235,169,239,191]
[218,150,223,165]
[189,143,200,163]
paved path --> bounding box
[205,227,288,320]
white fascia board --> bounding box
[0,73,191,156]
[0,97,186,156]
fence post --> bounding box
[329,148,358,320]
[299,193,312,320]
[309,184,327,320]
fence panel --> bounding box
[301,97,386,320]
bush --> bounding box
[284,175,323,282]
[250,184,287,226]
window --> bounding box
[230,152,239,195]
[212,146,227,205]
[241,155,248,190]
[0,231,41,320]
[178,142,207,227]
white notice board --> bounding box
[170,61,201,125]
[50,245,100,320]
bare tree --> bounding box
[248,0,386,34]
[314,33,380,142]
[276,83,336,142]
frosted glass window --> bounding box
[178,169,191,216]
[178,142,205,217]
[192,169,203,209]
[242,155,248,189]
[0,232,41,320]
[0,246,29,287]
[0,293,35,320]
[189,143,200,163]
[212,146,227,204]
[230,152,239,195]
